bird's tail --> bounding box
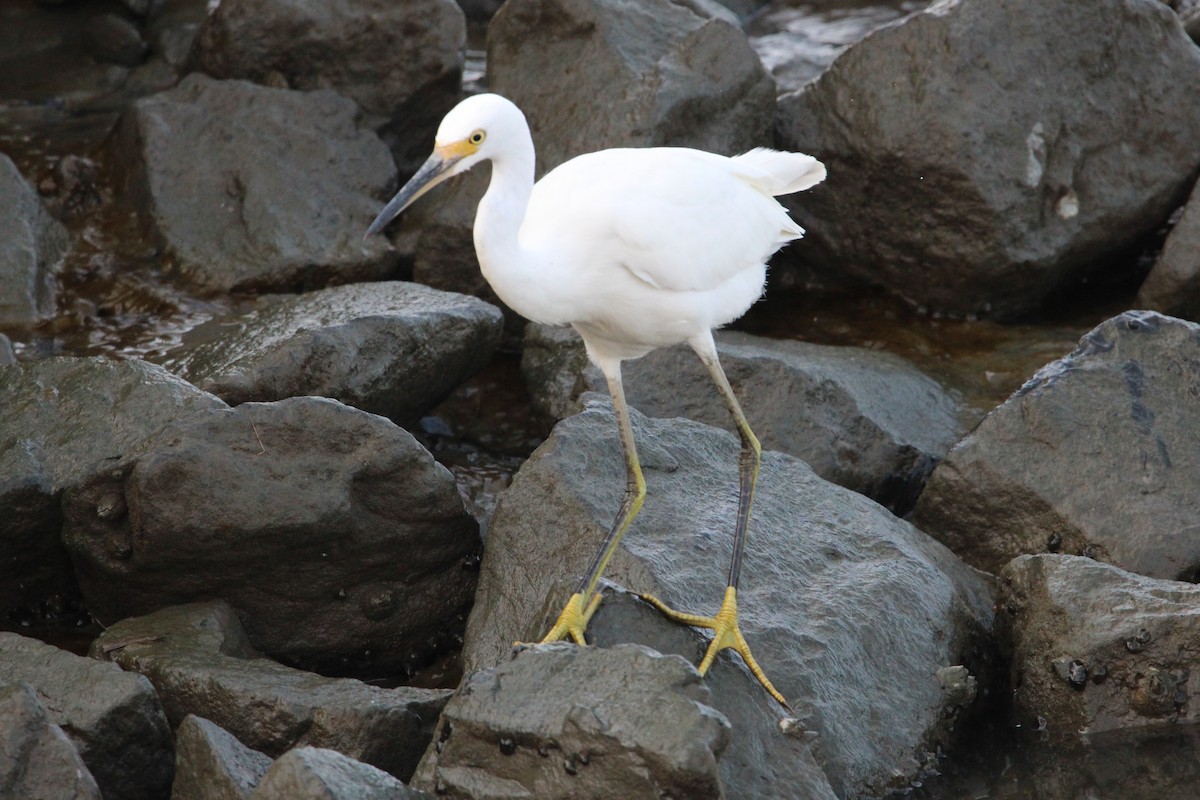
[732,148,827,196]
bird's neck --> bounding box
[473,138,546,318]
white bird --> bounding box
[367,93,825,708]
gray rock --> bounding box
[172,715,273,800]
[83,12,149,67]
[144,0,208,69]
[0,632,173,800]
[522,325,967,512]
[251,747,425,800]
[0,683,101,800]
[461,397,995,797]
[1002,554,1200,734]
[412,643,731,800]
[191,0,466,177]
[0,333,15,365]
[0,357,225,620]
[160,282,503,426]
[777,0,1200,319]
[64,396,480,675]
[93,601,451,782]
[400,0,775,306]
[0,153,69,326]
[1137,178,1200,321]
[914,311,1200,580]
[112,73,398,294]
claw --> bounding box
[641,587,790,710]
[529,591,604,647]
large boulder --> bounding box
[63,396,480,675]
[0,153,69,326]
[0,633,173,800]
[1002,554,1200,734]
[776,0,1200,318]
[914,311,1200,581]
[171,715,274,800]
[0,357,225,621]
[0,683,101,800]
[522,325,967,512]
[112,73,398,294]
[190,0,466,176]
[93,601,451,782]
[462,397,996,797]
[399,0,776,308]
[160,282,503,427]
[1137,177,1200,321]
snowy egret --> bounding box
[367,93,825,707]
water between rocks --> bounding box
[0,1,1187,797]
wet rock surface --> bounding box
[161,282,504,427]
[0,632,173,800]
[777,0,1200,318]
[463,397,995,797]
[412,642,734,800]
[914,311,1200,581]
[93,601,450,782]
[0,153,69,326]
[252,746,428,800]
[522,325,967,512]
[191,0,466,176]
[1137,177,1200,321]
[0,357,225,620]
[112,73,399,294]
[64,396,480,674]
[1002,554,1200,735]
[171,714,273,800]
[0,682,101,800]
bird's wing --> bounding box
[523,148,812,293]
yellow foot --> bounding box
[641,586,790,710]
[532,591,604,646]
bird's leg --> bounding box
[640,333,789,709]
[541,361,646,646]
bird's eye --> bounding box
[469,130,486,145]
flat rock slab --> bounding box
[1002,554,1200,734]
[0,683,101,800]
[461,397,995,797]
[192,0,465,176]
[412,643,731,800]
[251,747,427,800]
[0,632,172,800]
[0,153,68,327]
[1137,177,1200,321]
[161,282,503,426]
[0,356,225,619]
[172,714,274,800]
[63,396,480,674]
[522,325,966,512]
[112,73,398,293]
[93,601,451,782]
[777,0,1200,318]
[914,311,1200,580]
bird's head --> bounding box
[365,93,528,238]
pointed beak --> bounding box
[364,146,465,238]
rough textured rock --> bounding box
[251,747,425,800]
[522,325,966,512]
[914,311,1200,581]
[1002,554,1200,734]
[412,643,734,800]
[172,715,274,800]
[64,396,480,675]
[93,602,451,782]
[191,0,465,176]
[400,0,776,307]
[0,333,15,365]
[83,12,149,67]
[1137,178,1200,321]
[462,397,996,797]
[0,633,173,800]
[776,0,1200,318]
[0,683,101,800]
[0,153,69,326]
[0,356,225,620]
[112,73,398,294]
[161,282,503,427]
